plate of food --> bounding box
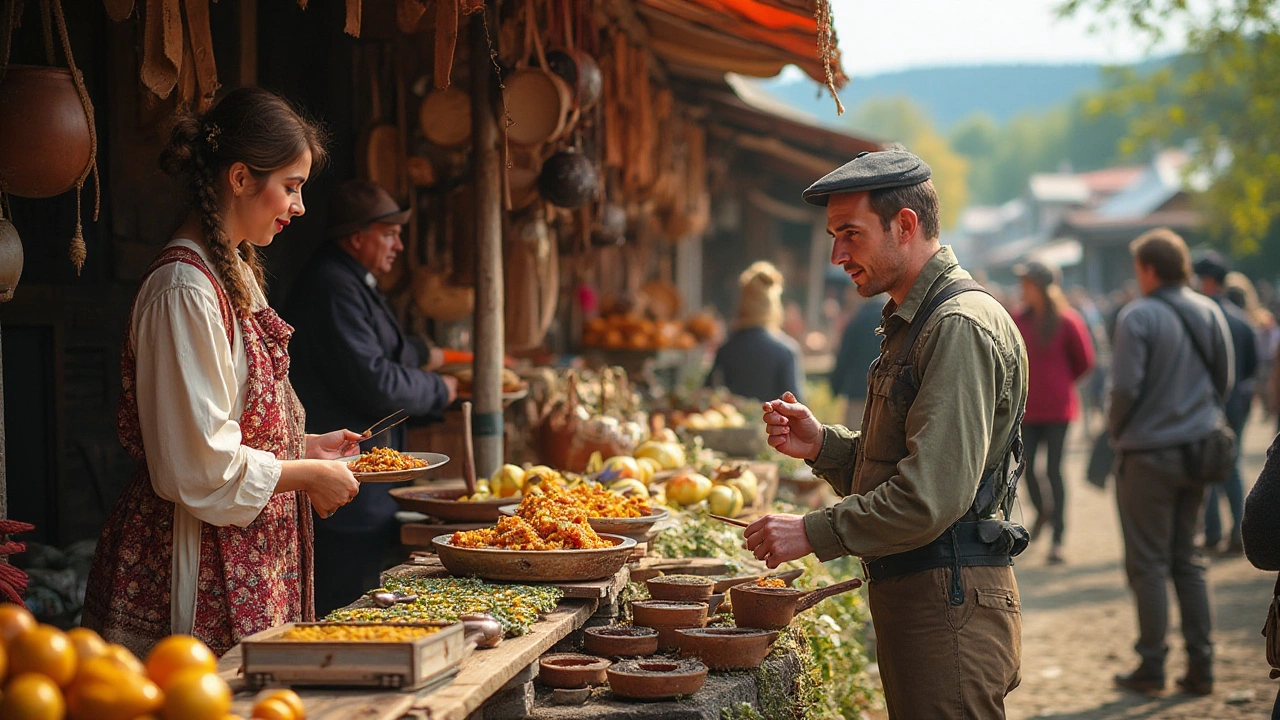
[341,448,450,483]
[444,367,529,405]
[498,504,668,542]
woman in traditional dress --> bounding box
[83,88,362,657]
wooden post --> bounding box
[239,0,257,87]
[470,4,504,479]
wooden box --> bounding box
[239,622,469,690]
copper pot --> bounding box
[0,66,93,198]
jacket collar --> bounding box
[884,246,959,325]
[326,244,379,290]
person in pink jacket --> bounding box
[1014,261,1096,564]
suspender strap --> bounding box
[893,278,987,366]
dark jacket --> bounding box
[830,299,884,401]
[707,326,805,402]
[1209,293,1259,421]
[1244,432,1280,570]
[284,245,451,532]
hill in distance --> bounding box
[759,63,1117,130]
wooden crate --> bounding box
[239,622,469,690]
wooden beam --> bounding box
[239,0,257,86]
[469,5,503,478]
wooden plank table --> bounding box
[219,600,596,720]
[386,558,630,601]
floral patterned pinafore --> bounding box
[83,246,314,657]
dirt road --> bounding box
[1006,412,1278,719]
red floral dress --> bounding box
[83,246,314,657]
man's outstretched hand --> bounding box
[762,392,823,461]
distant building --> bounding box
[958,150,1206,294]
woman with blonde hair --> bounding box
[706,261,805,401]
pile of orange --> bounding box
[0,603,307,720]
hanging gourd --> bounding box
[0,0,101,274]
[0,209,22,302]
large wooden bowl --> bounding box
[431,533,636,582]
[389,487,512,522]
[498,504,668,542]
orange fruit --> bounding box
[161,669,231,720]
[250,696,295,720]
[105,644,146,675]
[8,625,77,687]
[145,634,217,690]
[0,604,36,647]
[265,688,305,719]
[66,627,108,668]
[65,662,162,720]
[0,672,65,720]
[0,639,8,681]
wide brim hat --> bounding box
[326,179,412,239]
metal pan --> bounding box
[339,452,450,483]
[432,533,636,582]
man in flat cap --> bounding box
[748,149,1029,717]
[285,179,457,616]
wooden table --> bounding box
[218,579,610,720]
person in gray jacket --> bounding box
[1109,228,1234,696]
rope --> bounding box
[50,0,97,274]
[814,0,844,116]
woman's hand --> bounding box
[307,430,363,460]
[306,461,360,518]
[761,392,824,461]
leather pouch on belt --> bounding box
[978,519,1029,557]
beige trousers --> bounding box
[869,565,1022,719]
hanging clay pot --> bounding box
[0,219,24,302]
[0,66,93,198]
[538,149,598,209]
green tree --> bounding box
[846,98,970,230]
[1060,0,1280,253]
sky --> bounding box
[819,0,1185,78]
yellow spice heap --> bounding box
[279,624,442,642]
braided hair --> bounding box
[159,88,327,312]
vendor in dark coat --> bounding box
[285,179,457,615]
[707,261,805,402]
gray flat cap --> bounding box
[802,149,932,206]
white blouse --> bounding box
[130,239,282,634]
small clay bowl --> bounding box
[675,627,779,670]
[607,658,708,700]
[729,586,804,631]
[539,653,612,689]
[646,574,715,602]
[712,568,803,594]
[583,625,659,657]
[631,600,708,628]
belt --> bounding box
[861,521,1013,586]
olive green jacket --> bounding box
[803,246,1029,561]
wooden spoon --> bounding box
[461,401,477,497]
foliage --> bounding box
[846,98,970,230]
[1059,0,1280,253]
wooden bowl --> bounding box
[630,600,707,629]
[676,627,779,671]
[539,653,611,689]
[607,658,707,700]
[389,487,511,522]
[582,625,659,658]
[432,534,636,582]
[645,574,714,602]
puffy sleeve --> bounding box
[132,281,281,527]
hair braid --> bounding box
[158,88,328,314]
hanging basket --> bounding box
[0,65,93,198]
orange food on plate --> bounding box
[348,447,428,473]
[450,510,612,551]
[519,483,650,519]
[755,577,786,588]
